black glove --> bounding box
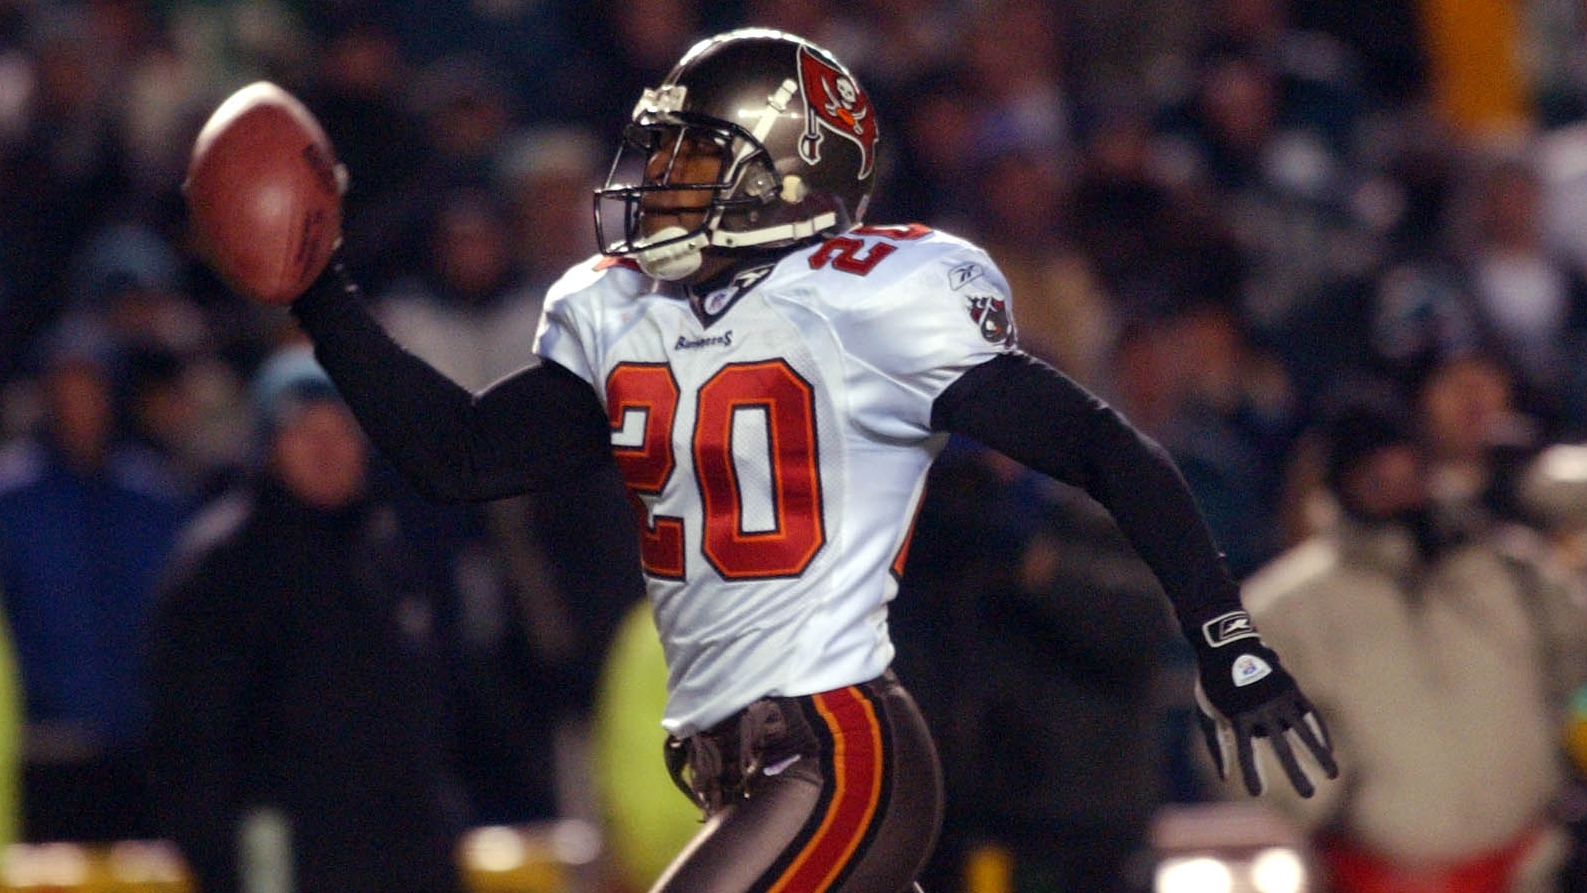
[1191,610,1337,797]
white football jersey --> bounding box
[535,224,1017,736]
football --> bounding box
[184,81,344,306]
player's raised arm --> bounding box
[184,82,613,503]
[288,258,614,502]
[932,351,1338,797]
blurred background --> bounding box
[3,0,1587,891]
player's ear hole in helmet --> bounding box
[595,28,879,281]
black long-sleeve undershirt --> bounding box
[290,261,614,503]
[932,352,1244,636]
[291,262,1241,634]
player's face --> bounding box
[639,128,727,238]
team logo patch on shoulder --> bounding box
[797,45,876,179]
[965,294,1014,345]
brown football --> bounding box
[185,82,343,306]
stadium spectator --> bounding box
[1242,380,1587,893]
[148,345,469,893]
[1157,297,1300,577]
[494,122,607,295]
[0,313,190,842]
[64,221,256,501]
[296,8,424,231]
[339,51,520,296]
[0,6,135,378]
[373,186,542,393]
[959,0,1075,161]
[1451,152,1587,441]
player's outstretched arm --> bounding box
[290,256,615,503]
[182,81,617,504]
[932,352,1338,797]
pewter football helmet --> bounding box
[595,28,879,279]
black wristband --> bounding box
[1192,609,1295,715]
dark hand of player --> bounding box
[1192,613,1338,797]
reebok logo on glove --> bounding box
[1202,610,1260,648]
[1231,653,1273,687]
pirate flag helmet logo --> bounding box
[797,44,877,179]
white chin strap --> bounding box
[635,211,844,280]
[636,226,708,280]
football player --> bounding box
[278,28,1335,893]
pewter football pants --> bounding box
[654,672,944,893]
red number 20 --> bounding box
[808,223,930,275]
[607,360,826,580]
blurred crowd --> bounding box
[6,0,1587,890]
